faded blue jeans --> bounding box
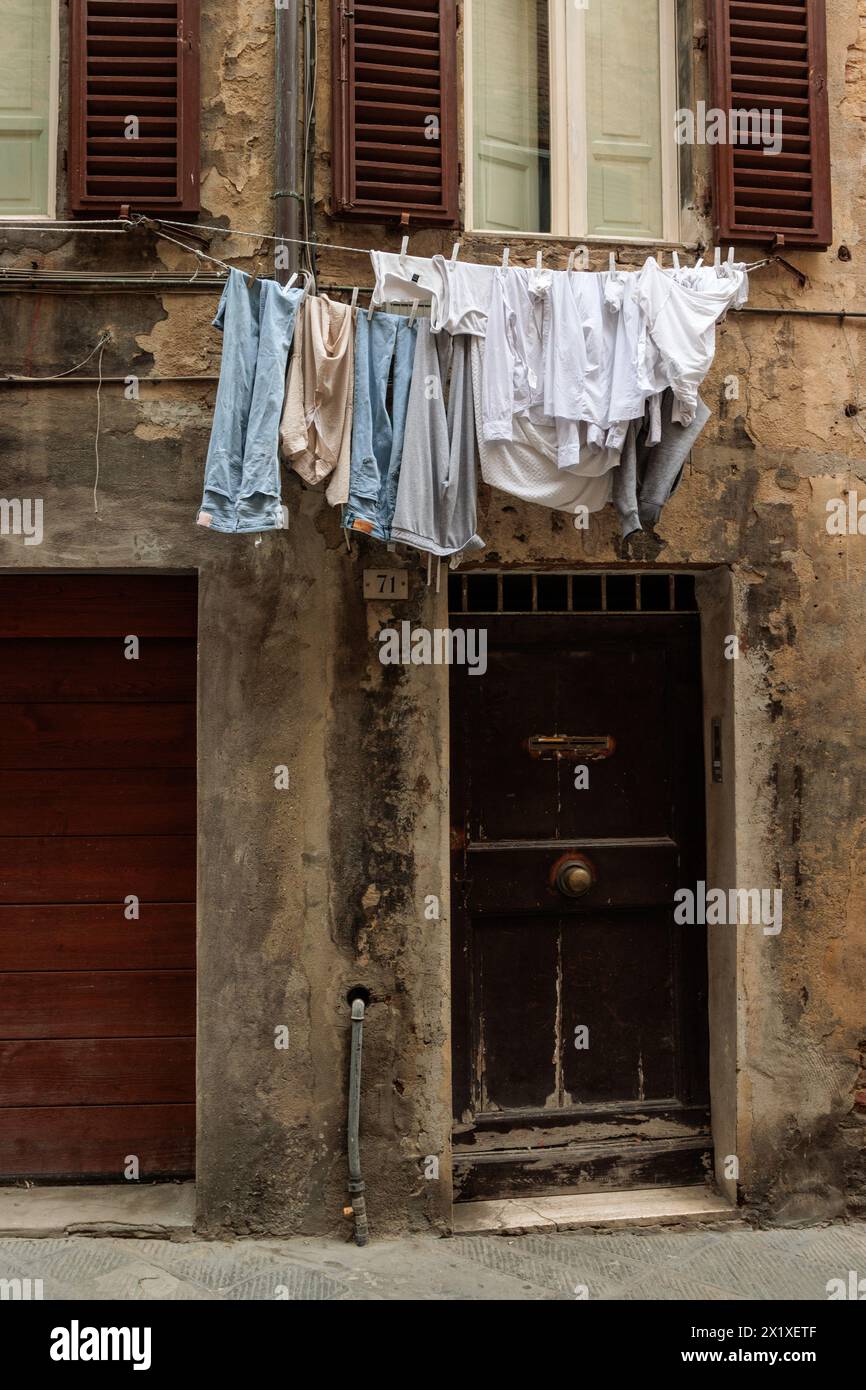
[343,311,418,540]
[198,269,304,534]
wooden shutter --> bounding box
[708,0,831,248]
[332,0,459,226]
[69,0,200,216]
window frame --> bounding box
[0,0,60,222]
[464,0,680,243]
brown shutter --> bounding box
[332,0,459,226]
[707,0,831,248]
[69,0,200,217]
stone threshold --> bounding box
[0,1182,195,1238]
[450,1185,738,1236]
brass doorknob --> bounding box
[555,858,595,898]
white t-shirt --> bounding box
[430,256,498,336]
[636,257,746,424]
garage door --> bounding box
[0,575,197,1181]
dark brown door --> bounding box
[450,575,710,1201]
[0,575,197,1181]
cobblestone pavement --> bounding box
[1,1222,865,1300]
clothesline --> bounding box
[2,212,774,278]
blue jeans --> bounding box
[198,269,304,534]
[343,311,418,540]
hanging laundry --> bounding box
[390,322,484,560]
[470,339,614,518]
[482,266,550,442]
[370,250,443,316]
[636,256,745,425]
[343,310,418,541]
[428,255,497,336]
[362,247,749,537]
[612,390,711,538]
[280,294,355,506]
[198,268,304,534]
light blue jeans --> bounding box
[343,311,418,541]
[198,269,304,534]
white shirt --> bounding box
[636,257,747,424]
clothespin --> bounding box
[536,250,543,271]
[435,556,442,594]
[694,256,703,270]
[714,246,722,274]
[502,246,510,269]
[408,298,419,325]
[450,242,461,264]
[350,286,359,310]
[658,251,664,269]
[673,251,680,271]
[286,272,298,289]
[344,529,352,553]
[367,292,376,321]
[400,235,410,266]
[567,251,575,274]
[727,246,735,265]
[609,252,616,274]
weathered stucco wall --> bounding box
[0,0,864,1233]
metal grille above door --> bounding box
[449,571,700,615]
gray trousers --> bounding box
[390,321,485,559]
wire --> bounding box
[4,331,111,381]
[93,336,107,516]
[0,226,128,234]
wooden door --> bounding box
[0,575,197,1181]
[450,572,710,1201]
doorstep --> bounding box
[0,1183,195,1238]
[450,1185,738,1236]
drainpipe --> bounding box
[275,0,301,283]
[346,997,369,1246]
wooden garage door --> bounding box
[0,575,197,1181]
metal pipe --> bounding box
[275,0,301,284]
[346,998,368,1247]
[1,375,220,385]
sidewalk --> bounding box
[1,1221,865,1300]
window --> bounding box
[467,0,678,241]
[0,0,59,219]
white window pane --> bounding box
[472,0,551,234]
[584,0,664,240]
[0,0,54,216]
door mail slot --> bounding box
[525,735,616,762]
